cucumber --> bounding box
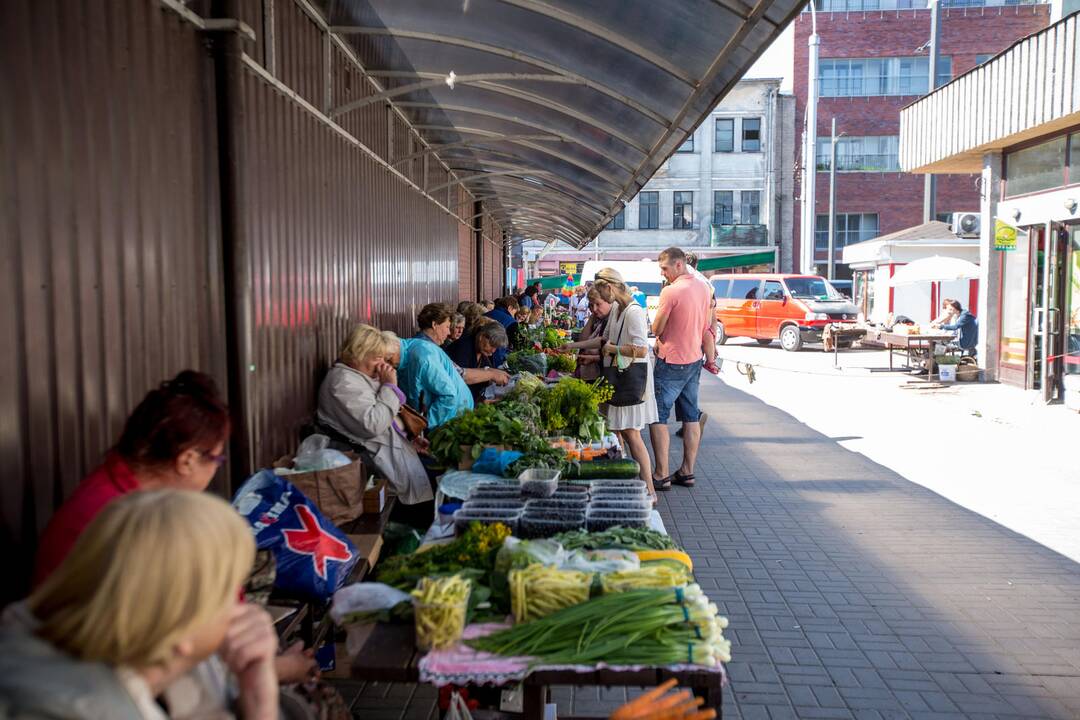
[565,458,641,480]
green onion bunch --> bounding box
[466,584,731,667]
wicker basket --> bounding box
[956,357,980,382]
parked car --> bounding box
[830,279,853,299]
[711,274,859,351]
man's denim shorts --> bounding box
[653,357,703,424]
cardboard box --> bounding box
[346,532,384,571]
[362,477,387,515]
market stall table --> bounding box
[879,331,956,374]
[347,623,725,720]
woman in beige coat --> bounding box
[317,325,433,506]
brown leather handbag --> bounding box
[399,403,428,439]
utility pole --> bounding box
[827,118,839,281]
[923,0,941,222]
[802,0,820,273]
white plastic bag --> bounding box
[446,691,475,720]
[330,582,412,626]
[562,548,640,574]
[292,434,352,471]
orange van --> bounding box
[711,274,858,351]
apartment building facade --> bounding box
[793,0,1051,278]
[525,79,797,276]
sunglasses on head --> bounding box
[201,449,228,466]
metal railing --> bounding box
[710,224,770,247]
[810,0,1043,10]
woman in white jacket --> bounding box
[317,325,433,506]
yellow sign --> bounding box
[994,219,1017,251]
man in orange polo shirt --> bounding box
[650,247,711,491]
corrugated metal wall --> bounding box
[0,0,507,597]
[225,45,460,470]
[0,0,228,592]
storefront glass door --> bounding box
[1066,225,1080,379]
[1031,225,1068,400]
[998,227,1033,387]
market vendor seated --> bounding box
[32,370,317,684]
[317,324,435,506]
[930,298,959,329]
[485,296,521,366]
[392,310,509,428]
[3,490,288,720]
[33,370,231,586]
[939,299,979,354]
[446,319,510,402]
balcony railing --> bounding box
[710,224,769,247]
[809,0,1043,10]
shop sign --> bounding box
[994,219,1017,252]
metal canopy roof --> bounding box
[322,0,802,248]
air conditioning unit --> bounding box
[952,212,980,238]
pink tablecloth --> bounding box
[418,622,727,688]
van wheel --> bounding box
[780,325,802,352]
[756,339,773,347]
[715,322,727,345]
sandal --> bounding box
[672,472,696,488]
[653,475,673,492]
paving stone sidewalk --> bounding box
[339,378,1080,719]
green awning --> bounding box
[696,250,775,272]
[525,274,570,290]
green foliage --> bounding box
[429,403,534,466]
[545,353,577,373]
[539,377,612,442]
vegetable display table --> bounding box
[347,622,725,720]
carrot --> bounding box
[610,680,678,720]
[642,695,703,720]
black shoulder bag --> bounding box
[602,305,649,407]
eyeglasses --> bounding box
[202,449,228,466]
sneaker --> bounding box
[703,361,720,375]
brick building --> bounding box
[793,0,1050,278]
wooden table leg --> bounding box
[522,683,546,720]
[695,683,722,720]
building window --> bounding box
[935,56,953,88]
[676,134,695,153]
[815,213,879,250]
[606,208,625,230]
[742,118,762,152]
[715,118,734,152]
[713,191,734,225]
[935,212,953,224]
[1070,133,1080,186]
[1005,135,1068,197]
[638,191,659,230]
[741,191,761,224]
[975,53,994,66]
[816,136,900,172]
[820,57,937,97]
[673,192,694,230]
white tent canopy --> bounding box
[887,256,980,286]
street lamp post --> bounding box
[827,117,842,281]
[802,0,821,274]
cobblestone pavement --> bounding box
[340,378,1080,719]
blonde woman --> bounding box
[563,278,658,501]
[317,324,434,506]
[0,490,278,719]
